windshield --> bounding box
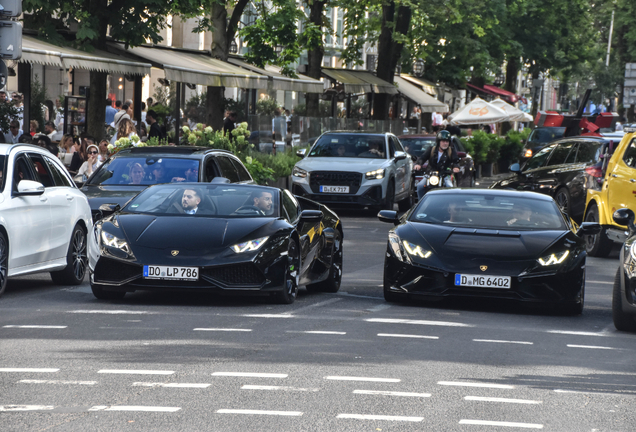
[309,134,387,159]
[399,137,435,157]
[410,193,567,230]
[87,156,200,186]
[528,128,565,145]
[124,184,280,218]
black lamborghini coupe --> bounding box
[611,209,636,332]
[378,189,600,314]
[87,182,343,304]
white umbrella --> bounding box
[490,98,532,122]
[449,97,510,125]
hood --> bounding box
[82,185,146,210]
[298,157,388,173]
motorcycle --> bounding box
[415,167,455,200]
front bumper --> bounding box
[291,174,386,207]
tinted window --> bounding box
[388,137,396,158]
[546,141,575,166]
[28,153,55,187]
[282,190,299,222]
[524,145,554,170]
[309,134,387,159]
[87,157,200,185]
[44,156,73,187]
[229,157,252,182]
[399,137,435,157]
[575,141,602,164]
[216,156,240,183]
[0,155,6,191]
[527,127,566,145]
[393,137,405,152]
[13,155,35,188]
[204,157,220,182]
[623,139,636,168]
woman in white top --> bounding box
[77,144,102,178]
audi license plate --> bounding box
[320,185,349,193]
[455,274,511,289]
[143,265,199,281]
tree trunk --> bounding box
[305,0,326,117]
[87,0,109,141]
[373,2,411,120]
[206,86,225,131]
[529,70,541,129]
[500,59,519,136]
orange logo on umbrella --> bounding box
[469,107,490,116]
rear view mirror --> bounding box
[613,208,635,228]
[576,222,601,237]
[378,210,399,225]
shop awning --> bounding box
[483,84,519,103]
[321,68,398,94]
[466,83,499,98]
[228,58,324,93]
[394,76,448,112]
[111,44,268,89]
[20,36,151,75]
[399,75,439,96]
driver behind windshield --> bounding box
[182,188,202,214]
[251,190,274,215]
[359,140,385,158]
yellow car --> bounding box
[584,127,636,256]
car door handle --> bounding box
[612,174,618,178]
[39,196,48,202]
[631,179,636,183]
[66,194,74,201]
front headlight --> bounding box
[428,175,440,186]
[231,236,269,253]
[292,166,308,178]
[388,233,410,263]
[100,230,134,256]
[537,250,569,266]
[402,240,432,258]
[365,168,385,180]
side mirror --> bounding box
[299,209,323,223]
[98,203,121,213]
[15,180,45,196]
[613,208,635,228]
[296,149,307,158]
[509,163,521,174]
[378,210,399,225]
[394,151,407,161]
[577,222,602,236]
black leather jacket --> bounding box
[415,145,460,172]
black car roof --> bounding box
[118,146,234,157]
[426,188,556,202]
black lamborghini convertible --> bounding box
[378,189,600,314]
[87,182,343,304]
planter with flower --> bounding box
[107,135,145,155]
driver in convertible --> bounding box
[251,190,274,215]
[182,188,202,214]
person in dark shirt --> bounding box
[224,111,237,138]
[146,110,165,141]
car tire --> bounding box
[612,268,636,332]
[278,238,300,304]
[91,283,126,300]
[383,180,395,210]
[306,232,342,293]
[554,187,571,217]
[0,231,8,298]
[583,205,613,257]
[50,225,88,286]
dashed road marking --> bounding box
[89,405,181,412]
[547,330,608,337]
[212,372,288,378]
[216,409,302,416]
[98,369,174,375]
[586,280,613,285]
[473,339,533,345]
[0,368,59,373]
[242,314,295,319]
[438,381,514,389]
[325,376,400,383]
[464,396,542,404]
[289,298,342,314]
[353,390,431,397]
[337,414,423,422]
[193,328,252,332]
[0,405,55,411]
[132,382,211,388]
[459,419,543,429]
[567,344,617,350]
[19,380,96,385]
[286,330,346,335]
[554,389,630,396]
[241,385,319,392]
[366,318,474,327]
[67,310,153,314]
[3,325,67,329]
[378,333,439,340]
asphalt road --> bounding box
[1,208,634,432]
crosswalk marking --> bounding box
[212,372,288,378]
[0,368,59,373]
[98,369,174,375]
[365,318,474,327]
[438,381,514,389]
[89,405,181,412]
[337,414,423,422]
[3,325,67,329]
[464,396,542,404]
[19,380,96,385]
[0,405,55,411]
[193,328,252,332]
[459,419,543,429]
[325,376,400,383]
[132,382,210,388]
[378,333,439,339]
[241,385,319,392]
[353,390,431,397]
[217,409,302,416]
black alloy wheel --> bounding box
[278,239,300,304]
[51,225,88,285]
[307,232,343,293]
[0,232,8,297]
[554,187,571,217]
[612,268,636,332]
[583,205,613,257]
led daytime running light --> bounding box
[537,250,569,266]
[100,231,132,255]
[231,236,269,253]
[402,240,432,258]
[365,169,385,179]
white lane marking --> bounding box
[242,314,295,319]
[0,368,59,373]
[216,409,302,416]
[366,318,474,327]
[67,310,152,314]
[438,381,514,389]
[289,298,342,314]
[554,389,630,396]
[3,325,67,329]
[19,380,96,385]
[473,339,533,345]
[212,372,288,378]
[464,396,542,404]
[353,390,431,398]
[367,304,392,312]
[98,369,174,375]
[337,414,423,422]
[241,385,319,392]
[378,333,439,340]
[586,280,613,285]
[89,405,181,412]
[193,328,252,332]
[286,330,346,335]
[325,376,400,383]
[0,405,55,411]
[132,382,210,388]
[567,344,617,350]
[459,419,543,429]
[547,330,608,337]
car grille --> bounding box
[202,263,265,287]
[94,257,141,283]
[309,171,362,194]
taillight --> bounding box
[585,166,603,178]
[524,149,533,158]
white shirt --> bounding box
[78,160,102,177]
[186,208,198,215]
[4,130,22,144]
[437,150,444,163]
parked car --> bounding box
[491,136,611,220]
[521,126,566,161]
[79,146,253,221]
[378,189,600,314]
[0,144,93,297]
[291,131,413,211]
[611,208,636,331]
[584,127,636,256]
[87,183,343,304]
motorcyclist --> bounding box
[413,130,460,199]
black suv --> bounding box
[80,146,253,221]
